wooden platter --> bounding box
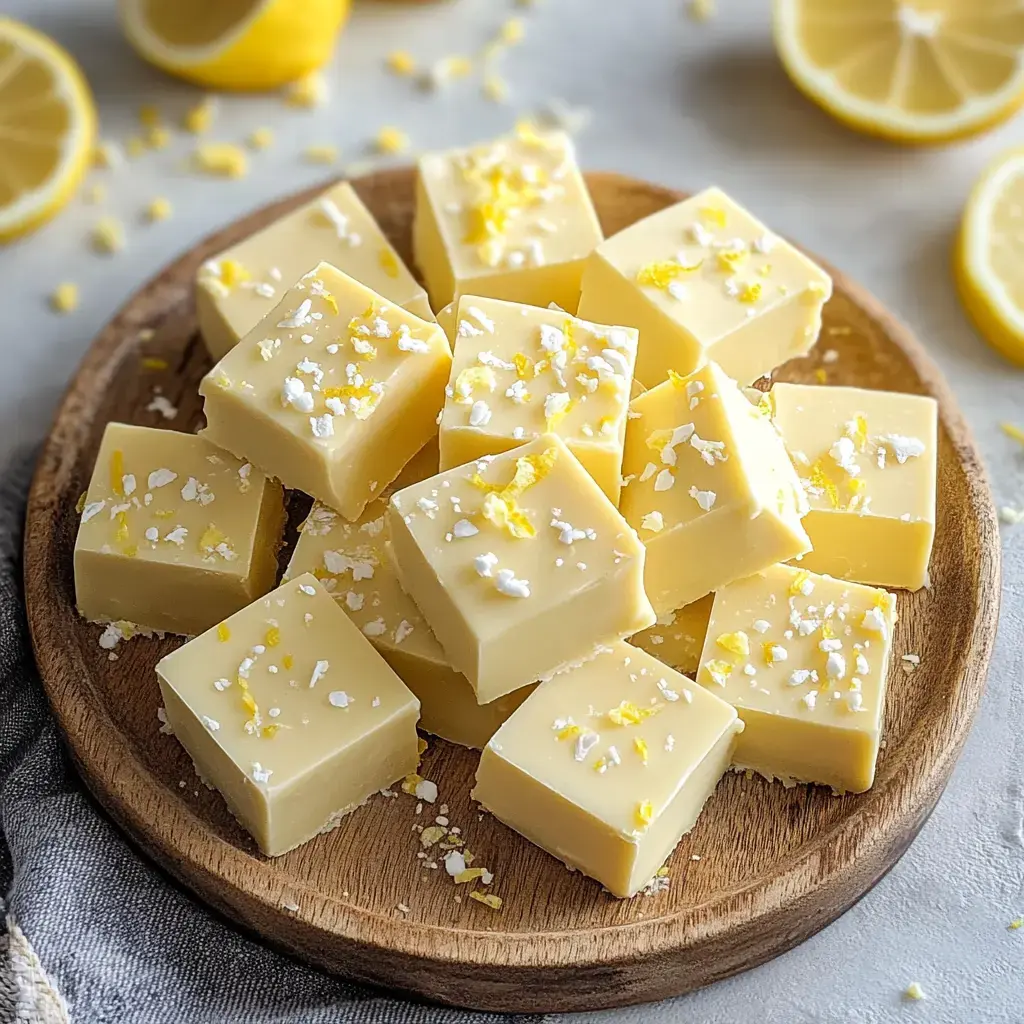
[24,170,1000,1014]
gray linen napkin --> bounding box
[0,450,540,1024]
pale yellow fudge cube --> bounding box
[577,186,833,388]
[620,362,810,614]
[413,127,603,312]
[199,261,452,521]
[767,383,938,590]
[197,181,431,361]
[388,434,655,703]
[284,499,534,749]
[697,563,897,794]
[435,301,457,345]
[473,641,743,897]
[629,594,714,677]
[156,574,420,856]
[438,296,638,502]
[74,423,285,637]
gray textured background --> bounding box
[2,1,1022,1021]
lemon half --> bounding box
[118,0,351,91]
[0,19,96,243]
[956,148,1024,366]
[774,0,1024,144]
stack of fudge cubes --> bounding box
[73,127,937,899]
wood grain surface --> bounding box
[23,170,1000,1014]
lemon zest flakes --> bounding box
[646,428,675,453]
[788,571,812,597]
[738,281,762,304]
[483,73,509,103]
[91,216,125,254]
[513,352,536,379]
[472,446,557,499]
[386,50,416,76]
[304,144,338,165]
[50,282,79,314]
[217,623,231,643]
[236,676,272,738]
[469,891,503,910]
[379,248,400,278]
[193,143,248,179]
[420,825,447,847]
[715,631,750,658]
[699,205,726,228]
[556,723,582,741]
[286,71,328,108]
[472,447,559,539]
[265,626,281,648]
[110,450,125,496]
[848,414,869,451]
[635,800,654,828]
[219,259,250,289]
[454,365,497,403]
[375,126,410,155]
[667,369,688,389]
[634,737,649,764]
[1009,917,1023,930]
[460,156,547,263]
[93,140,120,168]
[545,396,574,433]
[716,248,747,272]
[636,259,703,290]
[454,867,490,884]
[704,659,732,685]
[481,492,535,539]
[401,773,424,796]
[247,127,274,150]
[319,288,339,314]
[762,642,786,666]
[145,197,172,223]
[500,17,526,44]
[183,96,216,134]
[515,118,546,147]
[322,379,382,420]
[115,511,129,544]
[198,525,229,555]
[75,492,87,514]
[282,654,294,670]
[808,459,839,509]
[606,700,661,726]
[1001,422,1024,446]
[146,126,171,151]
[847,475,867,508]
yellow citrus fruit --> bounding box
[0,19,96,243]
[117,0,351,91]
[955,147,1024,366]
[773,0,1024,144]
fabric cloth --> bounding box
[0,451,537,1024]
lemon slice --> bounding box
[956,148,1024,366]
[774,0,1024,143]
[0,19,96,243]
[118,0,351,91]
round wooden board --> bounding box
[25,171,1000,1014]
